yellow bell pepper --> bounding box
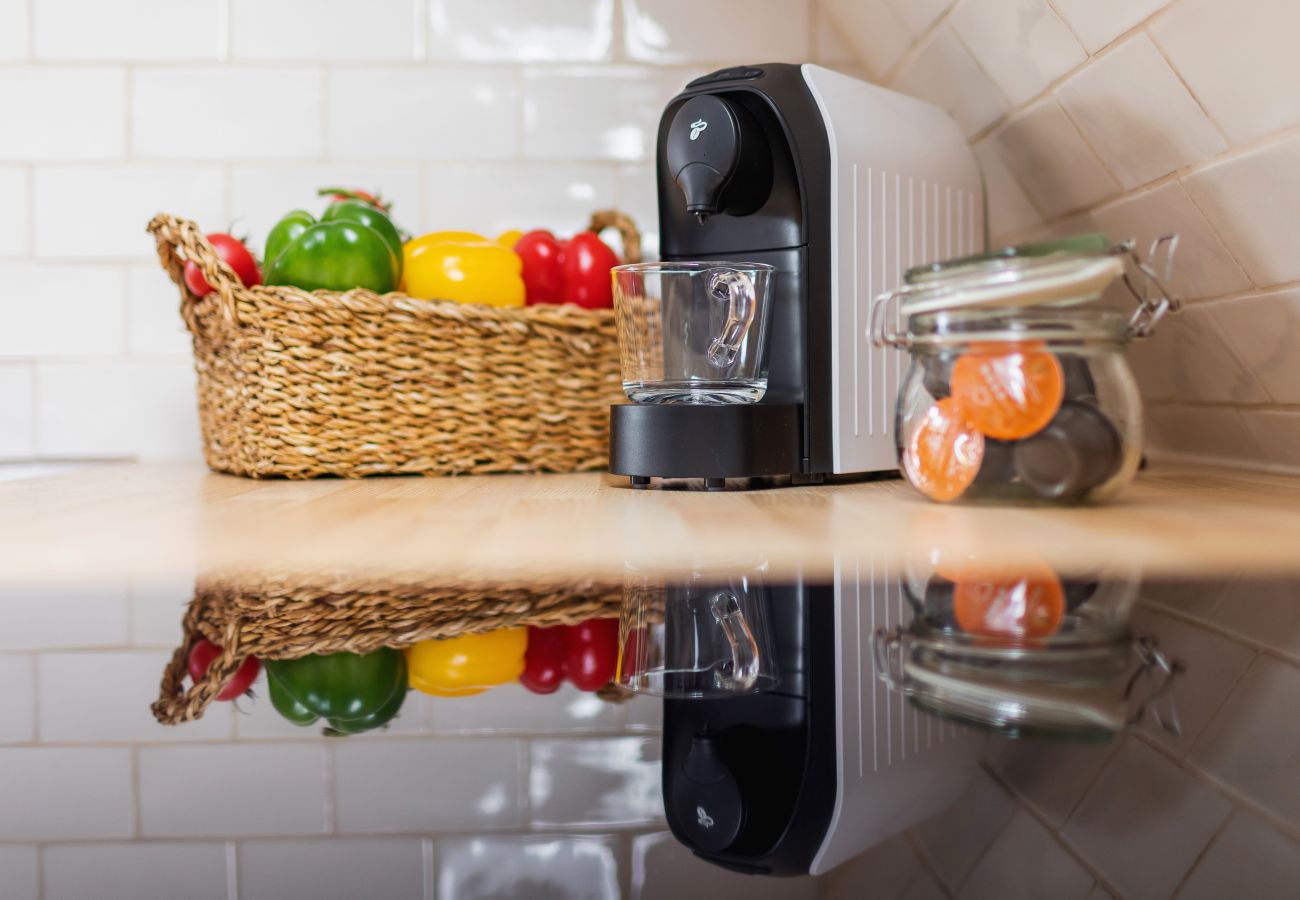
[496,229,524,250]
[401,231,526,308]
[406,628,528,697]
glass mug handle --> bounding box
[706,270,756,368]
[709,590,760,692]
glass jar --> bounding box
[871,235,1179,505]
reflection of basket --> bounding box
[153,577,624,725]
[148,211,638,479]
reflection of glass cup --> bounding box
[617,574,779,698]
[613,261,774,404]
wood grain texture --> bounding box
[2,463,1299,585]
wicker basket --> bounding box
[148,212,637,478]
[153,576,625,725]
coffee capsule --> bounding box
[1013,401,1123,501]
[951,345,1065,440]
[1060,354,1098,403]
[903,397,985,502]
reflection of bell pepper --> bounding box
[265,648,407,736]
[514,230,619,309]
[520,618,619,694]
[401,232,525,308]
[407,628,528,697]
[264,205,402,294]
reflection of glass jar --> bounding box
[877,570,1180,742]
[871,235,1179,505]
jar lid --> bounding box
[871,234,1181,349]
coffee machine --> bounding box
[609,63,984,488]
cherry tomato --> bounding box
[519,625,568,694]
[562,232,618,310]
[515,230,565,305]
[564,618,619,691]
[183,233,261,298]
[188,638,260,702]
[320,186,390,212]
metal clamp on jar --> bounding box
[869,234,1179,505]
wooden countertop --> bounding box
[3,462,1300,586]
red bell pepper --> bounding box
[514,229,619,309]
[519,618,620,693]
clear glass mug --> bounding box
[617,572,780,698]
[612,261,775,404]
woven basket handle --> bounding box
[152,613,247,725]
[147,213,247,346]
[588,209,642,264]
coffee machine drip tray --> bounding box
[609,403,802,489]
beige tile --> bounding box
[960,810,1094,900]
[632,831,822,899]
[886,0,954,36]
[985,736,1117,826]
[0,1,27,59]
[133,68,323,160]
[334,738,524,832]
[429,0,612,62]
[423,163,619,239]
[1090,182,1250,302]
[623,0,810,64]
[1207,289,1300,404]
[0,847,36,900]
[44,842,229,900]
[1053,0,1171,52]
[1128,606,1255,757]
[1241,410,1300,474]
[1143,405,1267,467]
[891,24,1009,138]
[0,747,133,838]
[1063,738,1230,900]
[821,0,915,79]
[232,0,418,61]
[990,98,1119,218]
[0,67,125,161]
[1208,578,1300,664]
[912,766,1016,890]
[1124,304,1269,404]
[529,736,663,827]
[127,264,191,357]
[901,871,949,900]
[329,67,517,161]
[34,0,221,60]
[1183,132,1300,287]
[1139,581,1228,621]
[0,583,130,649]
[0,654,33,742]
[1151,0,1300,143]
[523,66,686,162]
[1056,35,1225,190]
[430,682,621,734]
[0,365,34,460]
[239,838,425,900]
[950,0,1086,106]
[0,264,124,357]
[0,166,27,255]
[128,573,193,646]
[1192,654,1300,826]
[139,744,330,837]
[1178,810,1300,900]
[441,835,622,900]
[820,835,918,900]
[814,4,859,65]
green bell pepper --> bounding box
[321,199,404,260]
[265,648,408,736]
[263,209,401,294]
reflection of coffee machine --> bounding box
[609,64,984,488]
[659,570,981,876]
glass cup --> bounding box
[617,573,780,698]
[612,261,775,404]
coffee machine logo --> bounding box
[696,805,715,829]
[689,118,708,141]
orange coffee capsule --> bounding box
[950,344,1064,440]
[903,396,985,503]
[952,568,1065,640]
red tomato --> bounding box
[324,187,390,211]
[515,230,565,305]
[183,233,261,298]
[519,625,568,694]
[564,618,619,691]
[187,638,261,701]
[562,232,618,310]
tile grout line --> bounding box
[1167,808,1237,900]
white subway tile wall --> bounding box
[0,0,860,463]
[822,0,1300,470]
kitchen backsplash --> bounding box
[0,0,860,462]
[822,0,1300,474]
